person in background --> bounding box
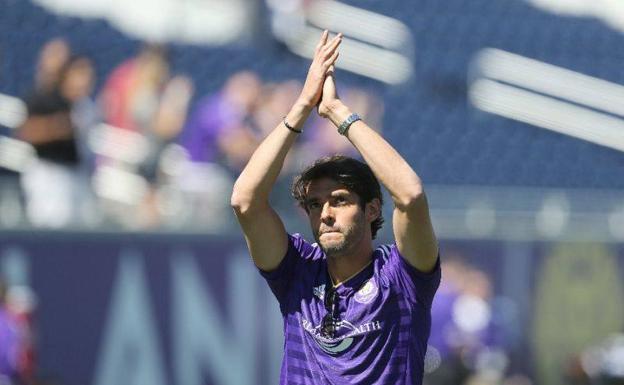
[18,48,84,228]
[426,256,509,385]
[99,44,193,147]
[0,279,19,384]
[181,70,263,172]
[99,44,193,227]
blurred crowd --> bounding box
[424,255,521,385]
[0,38,383,231]
[423,256,624,385]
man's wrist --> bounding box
[294,97,317,112]
[283,100,314,133]
[325,101,352,127]
[290,100,315,119]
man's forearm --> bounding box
[324,101,424,208]
[231,101,312,213]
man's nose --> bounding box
[320,202,334,223]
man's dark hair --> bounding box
[291,155,384,239]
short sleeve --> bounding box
[382,244,441,308]
[258,233,319,308]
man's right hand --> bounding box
[297,30,342,109]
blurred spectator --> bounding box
[100,44,193,174]
[98,44,193,227]
[100,45,168,132]
[425,256,471,385]
[0,279,20,385]
[0,278,35,385]
[17,45,91,228]
[181,70,262,171]
[173,71,263,228]
[425,255,509,385]
[100,44,193,146]
[11,286,36,385]
[182,72,324,174]
[3,283,37,385]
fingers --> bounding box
[302,31,342,107]
[316,31,342,57]
[323,33,342,56]
[323,50,339,71]
[317,33,341,73]
[315,30,329,53]
[326,65,335,76]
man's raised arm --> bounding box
[318,71,438,273]
[231,31,342,272]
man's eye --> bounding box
[308,202,320,210]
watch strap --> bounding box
[337,113,361,136]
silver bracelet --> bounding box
[337,113,361,136]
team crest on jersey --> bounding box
[313,284,325,300]
[354,278,378,304]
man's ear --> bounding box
[365,198,381,223]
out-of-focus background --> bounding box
[0,0,623,384]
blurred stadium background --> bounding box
[0,0,623,384]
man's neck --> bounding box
[327,242,374,286]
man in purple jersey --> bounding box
[231,30,440,385]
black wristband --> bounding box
[283,117,302,134]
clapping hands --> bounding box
[297,30,342,110]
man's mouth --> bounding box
[321,229,340,235]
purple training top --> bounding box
[260,234,441,385]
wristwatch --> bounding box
[337,113,361,136]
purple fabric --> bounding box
[180,93,239,163]
[0,307,18,377]
[260,233,441,385]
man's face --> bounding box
[304,178,370,257]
